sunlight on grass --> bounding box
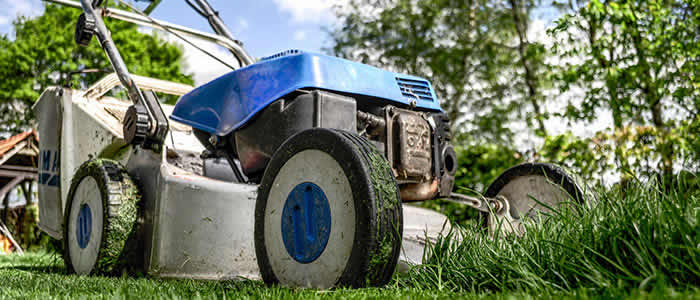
[0,179,697,299]
[401,178,699,295]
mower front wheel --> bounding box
[255,128,402,288]
[64,159,141,275]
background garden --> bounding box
[0,0,697,298]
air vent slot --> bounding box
[396,77,434,102]
[261,49,301,61]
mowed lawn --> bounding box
[0,180,698,299]
[0,252,693,299]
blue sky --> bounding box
[146,0,337,58]
[0,0,337,57]
[0,0,338,83]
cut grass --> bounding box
[401,177,699,293]
[0,252,694,299]
[0,179,697,299]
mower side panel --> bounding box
[128,150,259,280]
[171,51,443,136]
[33,88,65,239]
[33,88,130,239]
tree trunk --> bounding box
[628,12,673,180]
[508,0,547,137]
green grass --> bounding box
[403,178,699,293]
[0,179,698,299]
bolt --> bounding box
[208,135,218,146]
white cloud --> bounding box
[238,19,249,30]
[135,27,238,86]
[0,0,43,25]
[159,31,240,86]
[293,30,307,41]
[272,0,342,24]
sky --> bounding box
[0,0,340,84]
[0,0,611,139]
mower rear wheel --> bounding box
[64,159,141,275]
[484,163,592,234]
[255,128,402,288]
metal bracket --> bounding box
[448,193,525,235]
[76,0,168,150]
[446,192,507,214]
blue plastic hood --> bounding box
[171,50,443,136]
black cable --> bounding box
[223,153,248,183]
[117,0,239,70]
[184,0,207,18]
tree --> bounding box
[550,0,699,180]
[329,0,553,145]
[0,4,193,134]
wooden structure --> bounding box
[0,131,39,254]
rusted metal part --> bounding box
[395,111,432,179]
[385,107,433,183]
[356,111,385,138]
[446,192,507,214]
[400,179,438,201]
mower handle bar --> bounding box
[44,0,255,66]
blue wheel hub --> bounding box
[76,203,92,249]
[281,182,331,263]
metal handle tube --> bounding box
[45,0,255,66]
[79,0,144,107]
[192,0,236,42]
[79,0,168,143]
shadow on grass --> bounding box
[0,263,66,274]
[0,251,67,275]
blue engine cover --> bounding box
[171,50,443,136]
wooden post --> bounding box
[26,181,33,204]
[0,220,23,255]
[18,181,30,246]
[1,190,8,226]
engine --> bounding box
[358,106,456,201]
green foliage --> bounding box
[403,179,700,293]
[540,131,614,184]
[0,4,193,134]
[453,143,524,193]
[329,0,553,143]
[549,0,699,178]
[541,124,699,184]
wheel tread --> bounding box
[255,128,403,288]
[63,159,141,275]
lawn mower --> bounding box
[33,0,591,288]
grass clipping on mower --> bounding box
[85,159,142,275]
[364,142,401,283]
